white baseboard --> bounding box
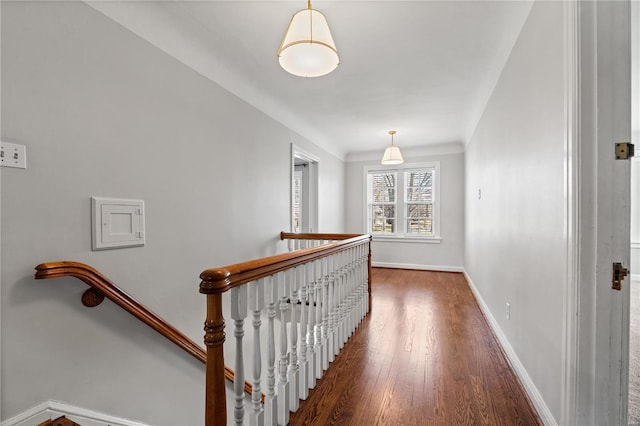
[631,273,640,282]
[463,271,556,426]
[1,401,150,426]
[372,261,464,273]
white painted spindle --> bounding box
[230,286,247,426]
[327,254,336,363]
[288,268,300,411]
[298,265,309,399]
[314,259,323,379]
[264,276,278,426]
[277,271,290,425]
[321,256,329,371]
[249,280,264,425]
[307,260,317,389]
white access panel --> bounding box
[91,197,145,250]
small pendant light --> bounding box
[381,130,404,165]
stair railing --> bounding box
[200,233,372,426]
[33,261,256,397]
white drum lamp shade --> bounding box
[381,130,404,165]
[277,3,339,77]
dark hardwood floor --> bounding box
[289,268,542,425]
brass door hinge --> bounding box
[615,142,635,159]
[612,262,628,290]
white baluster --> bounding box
[288,268,300,412]
[230,286,247,426]
[314,259,323,379]
[339,250,348,349]
[361,244,369,319]
[321,256,330,371]
[357,245,365,322]
[249,280,264,426]
[350,247,358,335]
[334,252,343,356]
[349,248,357,335]
[307,260,317,389]
[277,272,290,426]
[327,254,336,363]
[264,276,278,426]
[298,265,309,399]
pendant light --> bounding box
[381,130,404,165]
[277,0,340,78]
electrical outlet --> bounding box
[1,142,27,169]
[506,302,511,320]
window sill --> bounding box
[371,235,442,244]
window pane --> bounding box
[371,173,396,202]
[373,187,395,203]
[370,204,395,233]
[406,203,433,235]
[407,204,432,218]
[407,219,433,235]
[407,187,432,202]
[406,170,432,188]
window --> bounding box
[365,162,440,241]
[292,169,302,233]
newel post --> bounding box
[200,270,230,426]
[204,293,226,426]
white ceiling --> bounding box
[87,1,534,159]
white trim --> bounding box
[291,143,319,234]
[372,236,441,244]
[463,271,557,425]
[631,274,640,282]
[363,161,441,240]
[1,401,150,426]
[631,242,640,249]
[372,262,463,273]
[561,1,579,424]
[346,142,465,163]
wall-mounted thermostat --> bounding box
[91,197,145,250]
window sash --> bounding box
[404,169,434,236]
[368,171,396,235]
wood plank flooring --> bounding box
[289,268,542,425]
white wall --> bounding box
[345,150,465,271]
[464,1,563,423]
[0,2,344,424]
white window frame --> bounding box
[363,161,441,243]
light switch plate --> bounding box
[1,141,27,169]
[91,197,145,250]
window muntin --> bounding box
[365,163,439,239]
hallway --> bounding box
[289,268,541,425]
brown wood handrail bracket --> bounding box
[33,261,256,398]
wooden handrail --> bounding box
[280,232,366,241]
[34,261,256,398]
[200,233,372,426]
[200,234,371,295]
